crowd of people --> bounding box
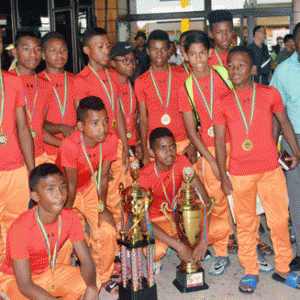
[0,8,300,299]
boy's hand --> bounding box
[59,124,76,137]
[220,174,233,195]
[122,148,130,174]
[182,143,198,164]
[192,239,207,264]
[98,208,116,229]
[82,286,98,300]
[210,160,221,181]
[142,150,151,166]
[285,155,300,170]
[176,242,193,262]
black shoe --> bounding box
[259,223,265,234]
[289,255,300,271]
[202,249,212,261]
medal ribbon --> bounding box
[35,207,61,275]
[119,83,133,125]
[214,49,223,66]
[233,83,256,136]
[182,62,190,75]
[81,133,102,195]
[16,68,38,123]
[88,64,114,115]
[0,70,5,129]
[193,67,214,121]
[150,66,172,112]
[44,71,68,120]
[154,163,175,206]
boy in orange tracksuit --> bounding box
[39,31,77,163]
[0,163,99,300]
[0,28,35,265]
[214,46,300,293]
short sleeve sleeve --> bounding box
[213,96,226,126]
[14,77,26,108]
[134,78,147,103]
[270,68,288,106]
[270,86,285,114]
[102,134,118,162]
[69,211,85,242]
[9,223,30,260]
[60,138,78,168]
[178,84,193,113]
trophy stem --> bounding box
[131,249,139,292]
[121,245,128,288]
[137,248,143,289]
[147,244,155,287]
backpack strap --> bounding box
[212,65,233,89]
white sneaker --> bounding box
[208,256,230,276]
[257,252,274,272]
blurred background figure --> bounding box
[168,41,182,66]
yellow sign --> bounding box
[181,0,189,8]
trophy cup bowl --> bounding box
[118,161,157,300]
[173,166,209,293]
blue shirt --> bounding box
[270,52,300,133]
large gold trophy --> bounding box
[118,161,157,300]
[173,166,214,293]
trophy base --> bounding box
[118,283,157,300]
[173,266,209,293]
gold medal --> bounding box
[111,119,117,130]
[161,114,171,125]
[0,132,8,146]
[242,139,253,151]
[31,129,37,139]
[208,126,214,138]
[98,200,105,213]
[126,130,132,139]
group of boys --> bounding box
[0,8,300,299]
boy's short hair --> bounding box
[253,26,263,36]
[29,163,64,192]
[149,127,175,149]
[207,10,233,31]
[228,46,255,66]
[77,96,106,123]
[184,30,210,53]
[284,34,293,44]
[293,22,300,41]
[41,31,66,51]
[179,30,197,44]
[82,27,107,47]
[15,29,41,48]
[146,30,170,48]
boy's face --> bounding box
[179,36,186,57]
[210,21,233,52]
[32,174,67,216]
[227,51,254,89]
[111,51,136,78]
[42,38,68,70]
[78,109,109,144]
[150,136,176,170]
[14,36,42,71]
[147,40,169,68]
[83,34,111,67]
[184,43,212,76]
[136,36,146,48]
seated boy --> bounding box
[138,127,218,272]
[0,163,98,300]
[214,46,300,293]
[56,96,118,292]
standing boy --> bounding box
[0,28,35,265]
[75,27,130,235]
[138,127,210,271]
[39,31,77,163]
[0,163,99,300]
[135,29,196,166]
[214,46,300,293]
[11,29,56,166]
[56,96,118,292]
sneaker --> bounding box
[257,252,273,272]
[290,255,300,271]
[203,249,212,261]
[153,260,162,275]
[208,256,230,276]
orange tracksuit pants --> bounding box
[35,152,50,166]
[0,264,90,299]
[0,165,30,265]
[73,181,117,284]
[195,144,231,256]
[142,216,177,261]
[231,167,293,275]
